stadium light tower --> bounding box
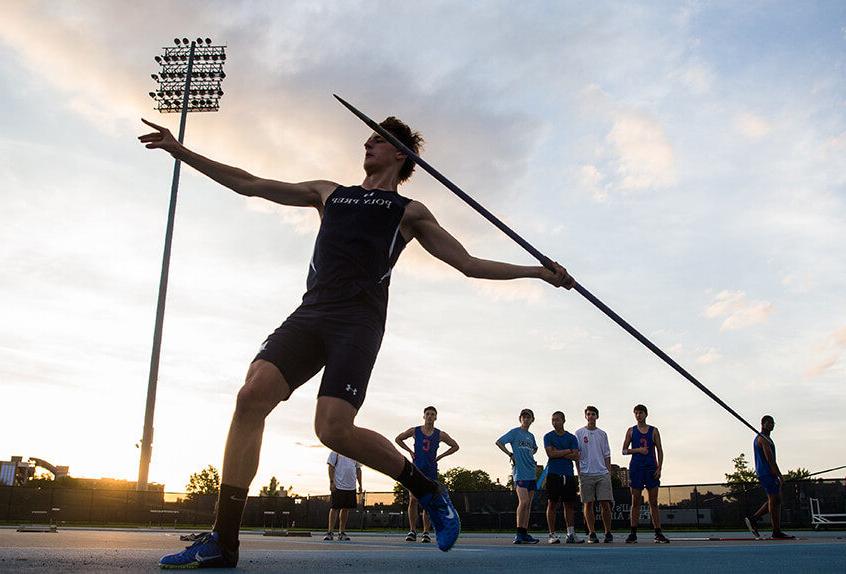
[138,37,227,491]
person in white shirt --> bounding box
[575,405,614,544]
[325,451,362,541]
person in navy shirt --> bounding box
[543,411,582,544]
[621,404,668,543]
[496,409,540,544]
[744,415,795,540]
[396,406,459,543]
[141,114,575,566]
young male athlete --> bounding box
[496,408,540,544]
[543,411,583,544]
[324,451,362,541]
[139,115,574,567]
[621,404,669,543]
[575,405,614,543]
[395,406,460,543]
[744,415,795,540]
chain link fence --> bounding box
[2,479,843,531]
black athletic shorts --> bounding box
[331,488,358,509]
[546,473,580,504]
[253,297,384,410]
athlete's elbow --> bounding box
[460,257,480,278]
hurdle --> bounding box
[810,498,846,529]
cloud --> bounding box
[677,61,714,95]
[695,347,722,364]
[735,112,772,139]
[703,290,773,331]
[578,164,608,201]
[805,326,846,379]
[607,111,677,191]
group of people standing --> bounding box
[496,404,668,545]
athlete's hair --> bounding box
[424,406,437,415]
[520,408,535,420]
[633,404,648,415]
[761,414,774,425]
[585,405,599,417]
[552,411,565,420]
[379,116,424,184]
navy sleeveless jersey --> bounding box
[630,426,657,469]
[303,185,412,321]
[413,426,440,472]
[753,435,775,478]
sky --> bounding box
[1,0,844,496]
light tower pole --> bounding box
[137,37,227,491]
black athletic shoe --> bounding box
[625,533,637,543]
[771,531,796,540]
[338,532,350,541]
[421,532,432,543]
[587,532,599,544]
[603,532,613,543]
[323,531,334,541]
[654,532,670,543]
[744,517,760,539]
[405,531,417,542]
[565,533,584,544]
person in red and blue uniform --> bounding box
[744,415,795,540]
[621,404,669,543]
[396,406,459,543]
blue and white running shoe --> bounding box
[159,531,238,569]
[418,488,460,551]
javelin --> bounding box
[807,465,846,478]
[334,94,761,436]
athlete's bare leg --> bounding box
[646,487,661,529]
[221,360,292,488]
[339,508,349,532]
[768,492,782,532]
[583,501,596,534]
[600,500,612,534]
[407,497,419,531]
[564,502,576,530]
[327,508,338,532]
[515,486,534,529]
[546,500,558,533]
[630,489,643,527]
[314,397,407,478]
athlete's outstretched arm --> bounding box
[402,201,574,289]
[138,118,336,209]
[436,431,460,462]
[394,428,415,457]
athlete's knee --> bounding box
[314,414,354,451]
[235,369,288,418]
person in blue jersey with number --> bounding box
[396,406,459,543]
[140,115,575,568]
[744,415,795,540]
[621,404,669,543]
[496,409,540,544]
[543,411,583,544]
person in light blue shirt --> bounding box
[496,408,539,544]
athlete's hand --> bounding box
[138,118,183,155]
[540,261,575,290]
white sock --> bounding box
[567,526,575,536]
